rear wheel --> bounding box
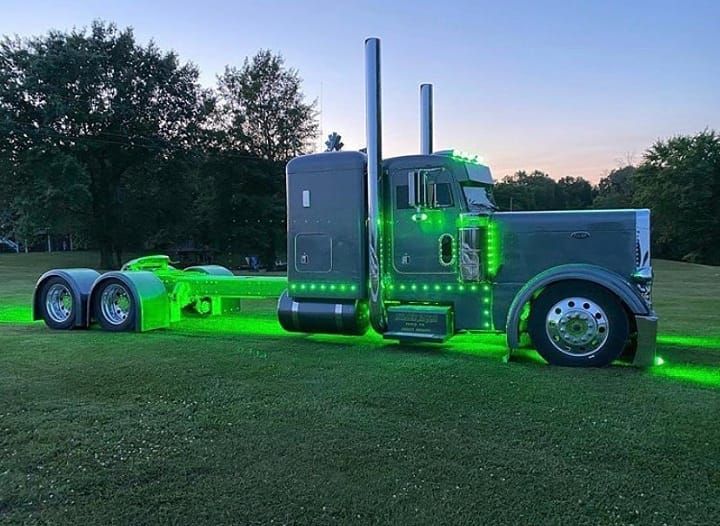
[528,280,629,367]
[39,277,75,330]
[92,279,136,331]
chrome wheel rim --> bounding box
[46,283,73,323]
[100,284,132,325]
[545,296,608,356]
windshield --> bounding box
[462,184,497,212]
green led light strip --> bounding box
[289,282,359,293]
[387,282,491,294]
[456,214,502,279]
[486,220,502,277]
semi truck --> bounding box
[32,38,658,368]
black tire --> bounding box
[39,276,76,330]
[92,278,136,332]
[528,280,629,367]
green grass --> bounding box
[1,252,719,525]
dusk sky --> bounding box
[2,0,718,181]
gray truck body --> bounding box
[282,148,656,365]
[32,37,657,368]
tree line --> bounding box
[494,130,720,265]
[1,21,718,267]
[0,21,316,268]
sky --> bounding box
[1,0,718,182]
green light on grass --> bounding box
[657,334,720,350]
[651,361,720,389]
[0,306,32,323]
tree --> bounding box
[493,170,561,211]
[557,176,594,209]
[593,165,636,209]
[217,50,318,161]
[212,50,318,267]
[0,21,212,267]
[633,130,720,264]
[202,154,284,265]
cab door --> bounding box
[391,168,461,277]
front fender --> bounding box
[505,264,651,351]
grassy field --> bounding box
[1,252,719,525]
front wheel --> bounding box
[92,279,136,331]
[528,280,629,367]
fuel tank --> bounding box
[277,291,369,335]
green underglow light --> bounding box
[657,334,720,350]
[0,306,32,323]
[650,361,720,389]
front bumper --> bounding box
[631,313,659,367]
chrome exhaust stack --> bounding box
[420,83,433,155]
[364,37,386,331]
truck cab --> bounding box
[382,152,498,333]
[281,142,656,367]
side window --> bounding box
[432,183,454,207]
[396,182,454,209]
[396,185,411,209]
